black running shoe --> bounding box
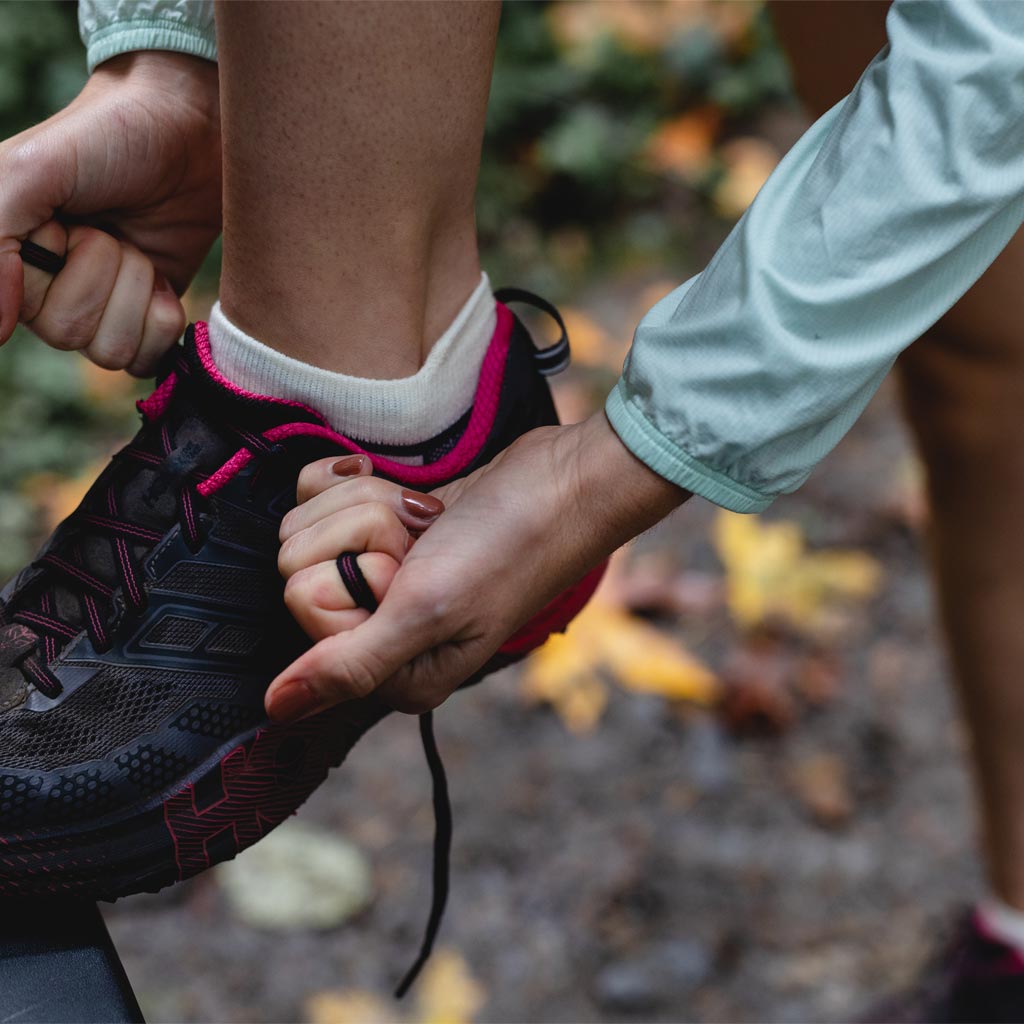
[0,292,603,906]
[862,910,1024,1023]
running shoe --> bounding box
[861,910,1024,1023]
[0,290,602,923]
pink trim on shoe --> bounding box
[195,305,515,495]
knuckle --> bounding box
[368,501,396,530]
[148,298,185,340]
[86,228,122,267]
[284,566,326,612]
[42,310,97,351]
[90,337,137,370]
[278,537,299,578]
[390,690,440,715]
[295,463,322,503]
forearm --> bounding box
[614,0,1024,512]
[79,0,216,72]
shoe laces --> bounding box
[0,349,290,697]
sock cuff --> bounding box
[208,273,496,445]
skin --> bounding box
[0,51,220,374]
[215,0,500,378]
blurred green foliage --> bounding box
[0,1,84,137]
[0,0,794,577]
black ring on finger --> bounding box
[335,551,379,613]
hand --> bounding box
[266,413,689,721]
[0,51,222,374]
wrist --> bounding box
[89,51,219,119]
[569,412,690,549]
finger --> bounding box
[84,243,154,370]
[284,552,400,641]
[295,454,373,504]
[19,221,68,323]
[24,226,121,351]
[266,578,490,722]
[0,142,68,343]
[126,275,186,377]
[281,475,444,542]
[0,246,23,344]
[278,501,412,579]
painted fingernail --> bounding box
[153,273,175,294]
[332,455,367,477]
[401,490,445,521]
[268,679,322,723]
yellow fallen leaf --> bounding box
[306,990,396,1024]
[523,565,718,732]
[416,949,486,1024]
[522,633,610,734]
[713,512,883,634]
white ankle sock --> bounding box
[207,273,496,446]
[978,897,1024,952]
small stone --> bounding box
[594,940,713,1012]
[215,820,373,930]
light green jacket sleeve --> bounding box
[78,0,216,72]
[608,0,1024,512]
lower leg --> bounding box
[900,233,1024,908]
[214,0,500,378]
[774,0,1024,912]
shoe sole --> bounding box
[0,564,605,899]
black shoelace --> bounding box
[337,551,452,998]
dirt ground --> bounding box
[101,341,982,1024]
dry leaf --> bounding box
[306,990,396,1024]
[718,636,796,734]
[713,512,882,635]
[523,565,718,733]
[416,949,486,1024]
[790,752,853,827]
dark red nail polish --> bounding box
[268,679,321,723]
[153,273,175,294]
[332,455,367,477]
[401,490,444,520]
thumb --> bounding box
[266,586,448,722]
[0,142,69,343]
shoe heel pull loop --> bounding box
[494,286,571,377]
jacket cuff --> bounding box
[604,381,774,514]
[86,21,217,73]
